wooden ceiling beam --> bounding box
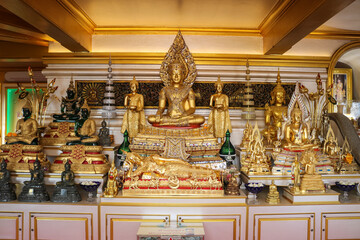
[262,0,355,55]
[0,0,91,52]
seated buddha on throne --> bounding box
[148,43,204,127]
[127,31,224,171]
[0,102,49,172]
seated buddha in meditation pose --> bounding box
[263,71,287,141]
[53,78,80,122]
[6,102,38,145]
[283,103,312,149]
[66,99,99,145]
[147,55,205,127]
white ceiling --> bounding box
[317,0,360,31]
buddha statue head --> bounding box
[34,156,41,170]
[270,71,286,106]
[168,55,188,85]
[66,78,76,100]
[65,159,71,171]
[22,101,33,119]
[215,76,224,93]
[80,99,91,119]
[130,76,139,93]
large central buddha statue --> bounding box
[148,32,204,127]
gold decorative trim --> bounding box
[178,214,241,240]
[254,213,315,240]
[308,31,360,40]
[100,202,246,207]
[0,216,20,240]
[105,214,169,240]
[258,0,294,34]
[258,217,312,240]
[327,41,360,112]
[325,216,360,240]
[94,27,260,36]
[57,0,96,34]
[34,217,88,240]
[43,53,330,67]
[30,212,93,240]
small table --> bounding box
[137,222,205,240]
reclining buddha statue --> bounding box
[0,102,49,172]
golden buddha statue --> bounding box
[240,121,252,148]
[122,152,223,195]
[147,34,204,127]
[266,180,280,204]
[263,70,287,142]
[66,100,99,145]
[0,102,49,172]
[283,103,312,149]
[208,76,232,141]
[291,155,301,193]
[299,149,325,192]
[6,102,38,145]
[103,161,118,197]
[121,76,145,139]
[323,126,339,157]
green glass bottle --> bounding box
[219,130,236,166]
[116,130,130,167]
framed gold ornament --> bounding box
[332,68,352,113]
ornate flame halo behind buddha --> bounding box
[148,31,204,127]
[271,82,334,175]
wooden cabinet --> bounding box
[0,212,23,240]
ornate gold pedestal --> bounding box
[131,125,225,169]
[40,122,76,146]
[300,174,325,192]
[0,144,49,172]
[122,177,223,196]
[51,145,110,174]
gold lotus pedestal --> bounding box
[52,145,110,174]
[0,144,49,172]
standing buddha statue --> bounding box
[208,76,232,141]
[147,54,205,127]
[121,76,145,139]
[263,70,287,142]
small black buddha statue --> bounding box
[53,78,81,122]
[98,120,111,146]
[66,100,99,146]
[18,157,49,202]
[0,160,16,202]
[52,160,81,202]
